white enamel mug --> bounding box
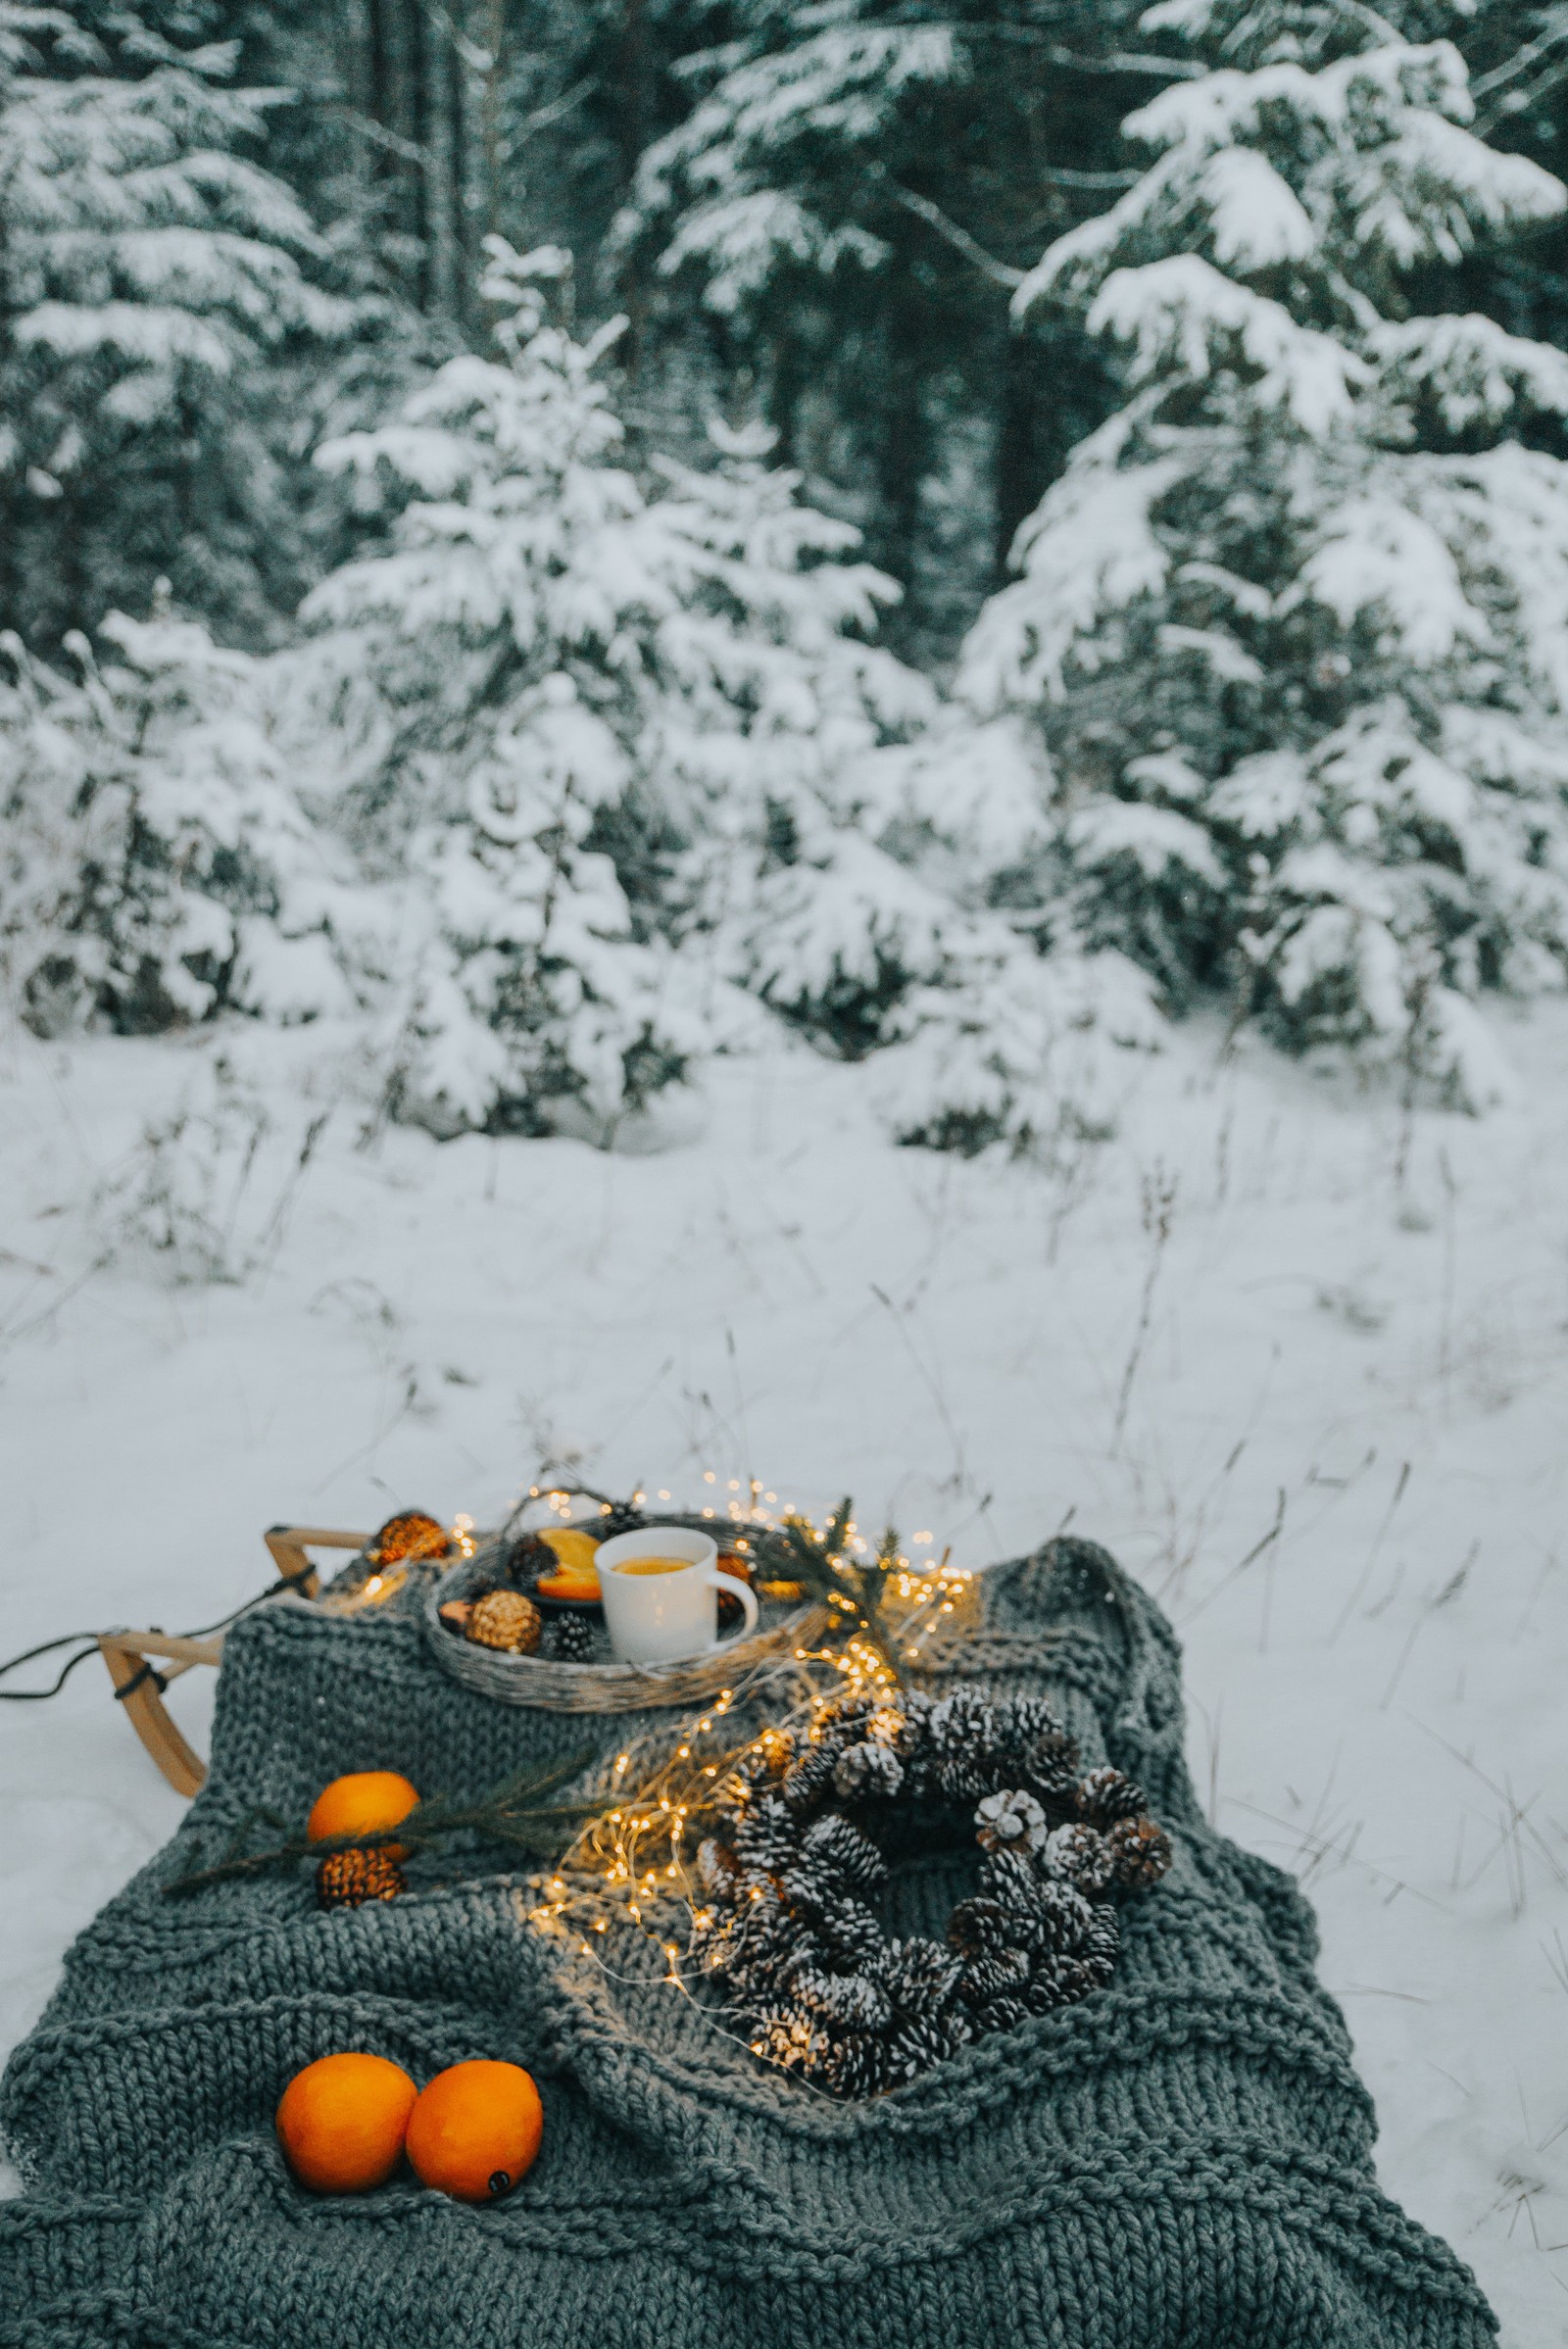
[595,1526,760,1666]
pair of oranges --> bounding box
[277,2053,543,2200]
[291,1771,541,2198]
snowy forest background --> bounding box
[5,0,1568,2333]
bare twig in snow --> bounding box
[1111,1163,1177,1454]
[1328,1458,1411,1644]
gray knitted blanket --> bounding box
[0,1537,1495,2348]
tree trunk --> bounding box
[483,0,505,241]
[994,329,1046,583]
[876,301,927,599]
[408,0,432,308]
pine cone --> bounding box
[820,2030,892,2100]
[368,1510,448,1567]
[979,1846,1040,1913]
[964,1991,1030,2036]
[1076,1766,1146,1828]
[925,1688,1002,1802]
[546,1610,596,1663]
[316,1846,406,1909]
[780,1742,838,1812]
[1028,1918,1118,2007]
[1000,1693,1069,1750]
[958,1947,1030,2007]
[801,1813,887,1896]
[758,2003,829,2076]
[832,1740,904,1800]
[1022,1960,1083,2014]
[884,2011,967,2083]
[1010,1873,1096,1958]
[1085,1904,1120,1967]
[793,1967,893,2032]
[814,1893,885,1971]
[1001,1692,1081,1794]
[696,1836,744,1902]
[732,1794,799,1873]
[877,1933,963,2016]
[947,1895,1011,1961]
[926,1688,998,1763]
[504,1532,555,1585]
[817,1689,879,1742]
[466,1588,543,1654]
[976,1786,1051,1853]
[1106,1814,1172,1888]
[716,1885,797,1985]
[597,1501,648,1541]
[1042,1821,1116,1894]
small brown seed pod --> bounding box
[466,1588,543,1655]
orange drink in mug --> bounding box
[594,1527,758,1665]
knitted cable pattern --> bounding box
[0,1537,1496,2349]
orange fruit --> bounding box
[405,2060,544,2201]
[306,1771,419,1858]
[275,2052,417,2193]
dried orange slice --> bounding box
[538,1527,601,1578]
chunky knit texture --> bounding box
[0,1538,1496,2348]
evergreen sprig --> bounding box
[772,1497,909,1684]
[163,1754,598,1898]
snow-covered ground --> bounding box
[1,1007,1564,2340]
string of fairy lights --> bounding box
[312,1474,979,2082]
[491,1480,977,2064]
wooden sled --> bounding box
[99,1526,369,1797]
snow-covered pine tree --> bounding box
[0,594,357,1038]
[300,239,933,1140]
[299,240,715,1143]
[640,420,942,1058]
[612,2,1150,657]
[0,4,334,647]
[962,0,1568,1103]
[648,432,1161,1130]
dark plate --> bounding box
[519,1577,604,1618]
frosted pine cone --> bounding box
[976,1786,1051,1853]
[1042,1821,1116,1894]
[793,1967,893,2032]
[1076,1766,1146,1828]
[959,1948,1030,2007]
[696,1836,743,1901]
[833,1740,905,1799]
[780,1743,838,1811]
[877,1934,963,2017]
[1106,1814,1172,1888]
[947,1895,1010,1960]
[801,1813,887,1895]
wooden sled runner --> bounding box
[98,1526,369,1797]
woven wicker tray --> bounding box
[421,1526,831,1713]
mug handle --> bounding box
[707,1568,760,1648]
